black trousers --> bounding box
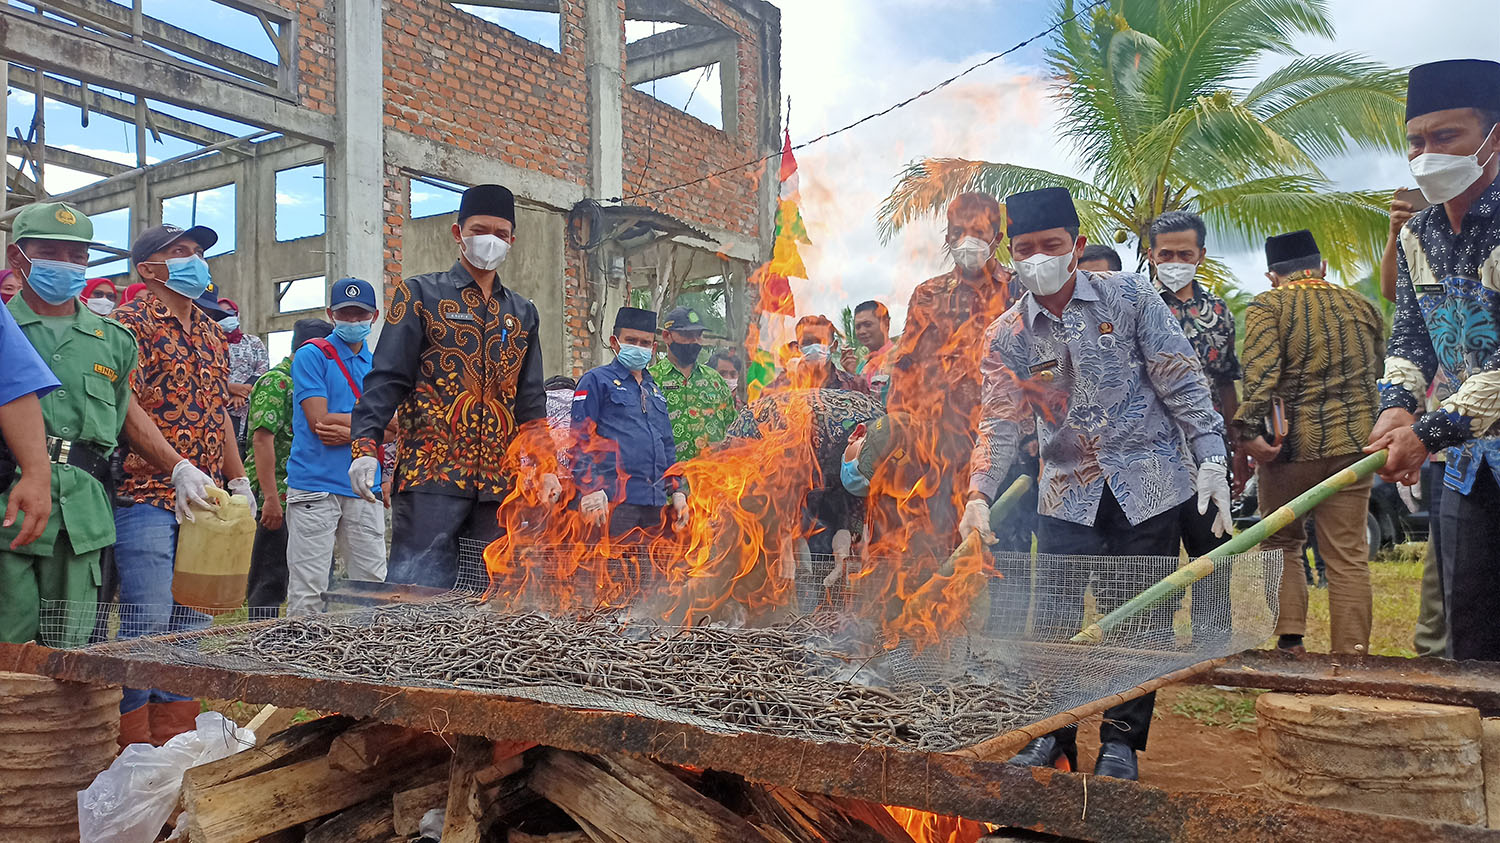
[1177,500,1234,651]
[1035,486,1181,752]
[1440,469,1500,664]
[246,520,288,621]
[389,491,501,589]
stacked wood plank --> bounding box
[172,714,930,842]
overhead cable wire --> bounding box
[607,0,1109,203]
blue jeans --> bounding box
[114,503,210,713]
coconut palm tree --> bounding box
[877,0,1408,288]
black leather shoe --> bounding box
[1093,741,1139,781]
[1007,734,1078,772]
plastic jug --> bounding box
[172,487,256,613]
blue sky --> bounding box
[8,0,1500,339]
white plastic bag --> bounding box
[78,711,256,843]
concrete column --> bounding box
[585,0,625,365]
[327,0,385,314]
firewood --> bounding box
[508,832,592,843]
[302,794,398,843]
[243,703,279,736]
[328,720,451,773]
[529,749,773,843]
[393,779,449,837]
[745,785,917,843]
[442,734,492,843]
[182,714,355,791]
[181,752,447,843]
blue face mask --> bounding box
[841,458,870,497]
[217,315,241,333]
[333,319,373,344]
[615,343,652,371]
[160,254,212,300]
[23,256,89,305]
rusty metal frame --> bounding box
[4,642,1495,842]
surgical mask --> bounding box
[21,256,87,305]
[1015,251,1075,297]
[952,236,993,273]
[217,315,241,333]
[669,341,702,365]
[615,343,652,371]
[1409,126,1497,205]
[1155,262,1198,291]
[84,297,115,316]
[800,343,829,363]
[158,254,212,300]
[461,234,511,271]
[721,374,737,391]
[841,458,870,497]
[333,319,373,344]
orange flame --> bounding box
[886,807,991,843]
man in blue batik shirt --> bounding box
[571,307,688,540]
[961,187,1229,782]
[1367,59,1500,664]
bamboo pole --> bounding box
[937,475,1036,573]
[1070,450,1388,645]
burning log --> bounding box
[167,714,973,843]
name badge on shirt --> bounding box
[93,363,118,382]
[447,312,476,322]
[662,381,682,391]
[1029,359,1059,382]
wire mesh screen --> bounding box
[42,545,1282,753]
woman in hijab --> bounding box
[80,278,118,316]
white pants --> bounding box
[285,489,388,616]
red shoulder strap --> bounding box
[305,337,361,400]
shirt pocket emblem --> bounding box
[93,363,119,382]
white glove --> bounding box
[349,455,380,502]
[1397,478,1422,513]
[1196,460,1234,537]
[171,459,216,524]
[580,490,609,526]
[670,492,689,530]
[539,473,562,504]
[824,529,856,588]
[227,476,257,521]
[959,498,997,545]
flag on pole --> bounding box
[747,131,812,400]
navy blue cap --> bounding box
[193,277,229,319]
[662,305,706,334]
[131,223,218,267]
[330,277,377,313]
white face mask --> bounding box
[1016,251,1075,297]
[722,374,737,390]
[1409,125,1497,205]
[461,234,511,271]
[1155,262,1198,291]
[85,297,115,316]
[951,236,993,274]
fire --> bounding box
[886,807,991,843]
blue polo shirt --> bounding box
[287,337,378,496]
[0,299,59,406]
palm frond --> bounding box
[875,159,1120,244]
[1200,187,1389,279]
[1244,53,1408,157]
[1150,0,1336,112]
[1134,91,1319,197]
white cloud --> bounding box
[275,191,305,206]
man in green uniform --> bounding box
[648,305,736,461]
[0,203,138,647]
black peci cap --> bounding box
[1265,230,1320,268]
[1005,187,1081,238]
[1406,59,1500,122]
[457,184,516,225]
[613,306,657,334]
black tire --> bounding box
[1366,511,1382,561]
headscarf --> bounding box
[122,282,147,304]
[81,278,117,302]
[0,270,17,303]
[217,296,244,343]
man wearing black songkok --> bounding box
[351,183,557,588]
[1368,59,1500,663]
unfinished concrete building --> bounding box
[0,0,781,374]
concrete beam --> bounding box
[451,0,561,11]
[36,0,280,88]
[328,0,385,308]
[586,0,626,365]
[624,25,733,86]
[7,66,236,148]
[624,0,716,28]
[0,9,336,142]
[384,129,584,212]
[8,137,129,176]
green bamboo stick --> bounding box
[1070,450,1388,645]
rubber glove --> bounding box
[580,490,609,526]
[539,473,562,504]
[227,476,257,521]
[349,455,380,502]
[1196,460,1233,537]
[824,529,856,587]
[670,492,689,530]
[959,498,997,545]
[171,459,216,524]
